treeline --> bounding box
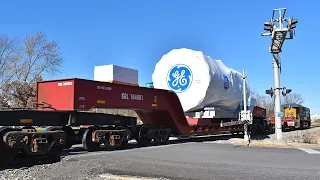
[250,89,305,120]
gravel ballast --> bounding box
[0,154,169,180]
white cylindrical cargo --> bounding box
[152,48,251,112]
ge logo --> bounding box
[223,75,229,90]
[167,64,193,93]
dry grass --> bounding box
[301,132,319,144]
[248,140,320,149]
[312,121,320,127]
[250,128,320,148]
[212,127,320,149]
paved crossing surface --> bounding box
[2,139,320,180]
[59,141,320,180]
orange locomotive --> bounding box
[271,103,311,131]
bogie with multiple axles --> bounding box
[133,125,171,147]
[0,126,66,159]
[82,126,131,151]
[0,108,172,160]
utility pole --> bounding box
[240,70,252,142]
[220,70,252,140]
[262,8,298,140]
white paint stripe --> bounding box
[298,148,320,154]
[99,174,168,180]
[128,137,179,143]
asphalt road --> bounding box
[11,140,317,180]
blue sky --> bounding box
[1,0,319,114]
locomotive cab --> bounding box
[282,103,311,129]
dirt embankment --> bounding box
[212,127,320,149]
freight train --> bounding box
[270,103,311,131]
[0,48,270,160]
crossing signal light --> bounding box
[282,87,292,96]
[264,22,273,32]
[266,88,274,97]
[287,18,298,30]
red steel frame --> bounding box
[36,78,266,136]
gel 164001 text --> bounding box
[121,93,143,101]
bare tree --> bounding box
[250,88,305,120]
[250,89,275,120]
[250,89,265,107]
[282,93,304,105]
[1,76,43,108]
[0,31,63,108]
[17,31,63,82]
[0,35,20,89]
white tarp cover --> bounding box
[94,64,138,85]
[152,48,251,112]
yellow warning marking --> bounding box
[190,129,195,133]
[97,100,106,104]
[20,119,33,123]
[113,120,120,124]
[204,128,209,132]
[152,103,158,107]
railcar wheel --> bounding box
[137,125,151,147]
[82,127,100,152]
[159,126,170,145]
[46,126,74,149]
[61,126,75,149]
[153,131,161,146]
[100,126,114,150]
[115,126,130,147]
[0,127,19,159]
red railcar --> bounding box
[252,106,267,119]
[0,78,268,159]
[37,78,267,135]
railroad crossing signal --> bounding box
[266,87,274,97]
[287,18,298,30]
[261,8,298,141]
[282,87,292,96]
[266,87,292,97]
[264,21,274,32]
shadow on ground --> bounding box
[0,155,61,171]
